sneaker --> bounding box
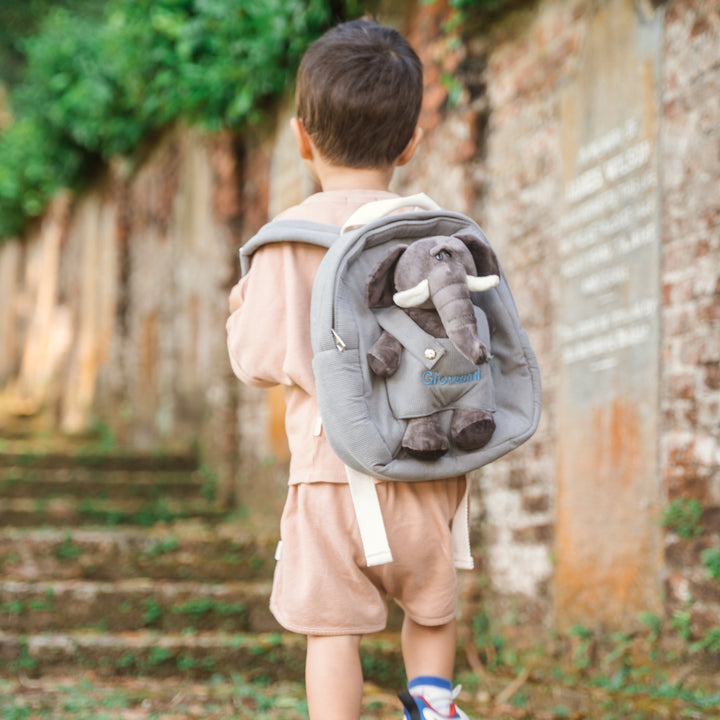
[398,686,469,720]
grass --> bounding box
[1,665,719,720]
[0,675,313,720]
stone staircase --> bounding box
[5,440,714,719]
[0,440,406,694]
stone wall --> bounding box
[660,0,720,633]
[0,129,246,500]
[1,0,718,635]
[447,0,719,633]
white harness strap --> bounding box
[345,465,474,570]
[345,466,394,566]
[452,486,474,570]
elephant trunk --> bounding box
[427,263,484,365]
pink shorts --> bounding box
[269,478,467,635]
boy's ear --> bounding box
[290,117,314,161]
[396,127,424,167]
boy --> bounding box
[227,19,470,720]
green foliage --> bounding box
[0,0,351,242]
[670,608,693,642]
[53,533,84,561]
[700,547,720,581]
[13,10,142,158]
[104,0,333,131]
[662,497,703,539]
[142,535,180,557]
[0,0,105,87]
[689,627,720,655]
[569,624,595,670]
[0,117,86,239]
[141,597,163,626]
[172,596,247,619]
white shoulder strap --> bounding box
[340,193,441,234]
[452,486,474,570]
[345,466,394,567]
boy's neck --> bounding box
[315,161,395,194]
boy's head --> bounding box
[295,19,423,169]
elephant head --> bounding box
[365,232,500,364]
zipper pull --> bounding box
[330,329,346,352]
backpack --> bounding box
[240,194,542,567]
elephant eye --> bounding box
[434,250,452,261]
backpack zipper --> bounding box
[331,328,347,352]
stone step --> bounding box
[0,577,405,636]
[0,674,316,720]
[0,449,198,472]
[0,630,407,687]
[0,523,278,582]
[0,466,209,501]
[0,496,225,527]
[0,579,281,634]
[0,673,414,719]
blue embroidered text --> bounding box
[422,367,483,386]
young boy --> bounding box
[227,19,470,720]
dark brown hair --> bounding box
[296,19,423,168]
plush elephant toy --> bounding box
[365,232,500,460]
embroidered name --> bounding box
[422,367,482,386]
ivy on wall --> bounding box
[0,0,519,242]
[0,0,345,242]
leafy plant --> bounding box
[689,627,720,655]
[53,533,83,561]
[662,498,703,539]
[198,464,218,502]
[147,645,174,667]
[0,0,355,242]
[142,535,180,557]
[670,608,693,642]
[569,624,594,670]
[639,611,662,659]
[141,597,163,626]
[172,596,246,619]
[700,547,720,581]
[1,600,24,614]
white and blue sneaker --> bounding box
[398,684,469,720]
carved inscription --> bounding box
[558,118,659,374]
[554,0,664,630]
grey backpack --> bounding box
[241,194,541,566]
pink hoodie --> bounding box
[227,190,398,484]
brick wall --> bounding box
[660,0,720,631]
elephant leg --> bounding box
[402,415,449,460]
[451,408,495,451]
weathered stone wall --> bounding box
[0,129,245,501]
[660,0,720,633]
[1,0,718,635]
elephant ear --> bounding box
[365,244,408,308]
[454,231,500,277]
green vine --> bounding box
[0,0,353,242]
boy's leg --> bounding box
[401,617,467,718]
[306,634,363,720]
[401,616,456,680]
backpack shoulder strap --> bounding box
[240,219,340,276]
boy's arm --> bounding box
[226,242,318,394]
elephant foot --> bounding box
[402,416,449,461]
[451,409,495,451]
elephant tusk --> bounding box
[393,279,430,308]
[466,274,500,293]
